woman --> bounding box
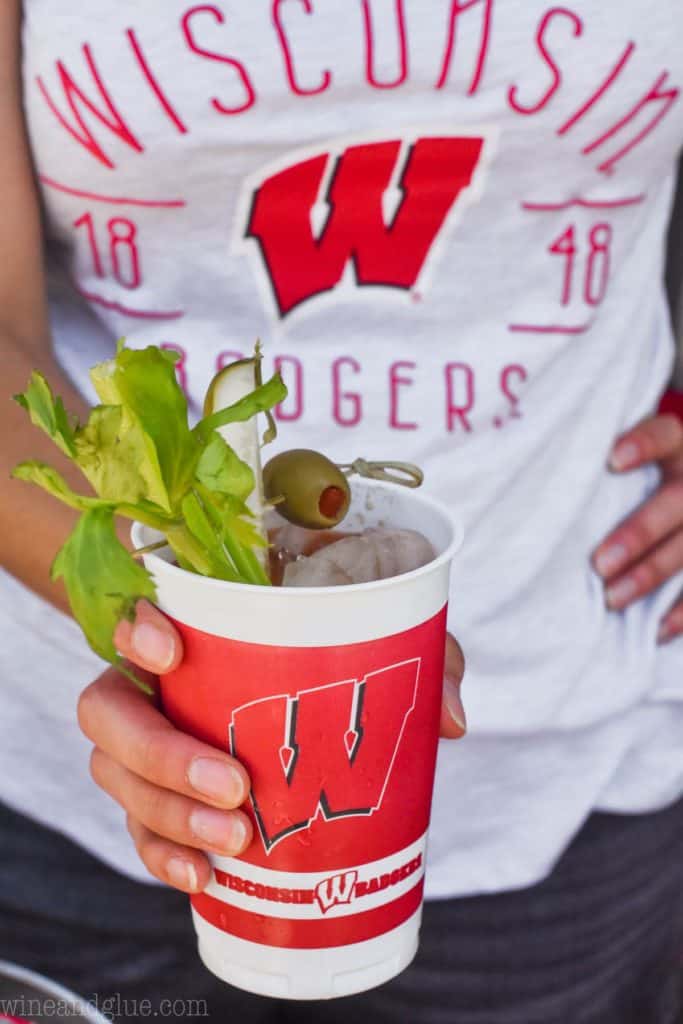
[1,1,682,1021]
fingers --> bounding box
[658,599,683,644]
[80,664,254,894]
[440,633,467,740]
[126,815,212,894]
[597,416,683,616]
[593,481,683,585]
[610,414,683,472]
[78,667,250,811]
[91,748,252,858]
[113,599,183,675]
[599,530,683,611]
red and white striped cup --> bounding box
[133,479,462,1000]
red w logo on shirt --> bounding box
[229,659,420,853]
[243,134,487,317]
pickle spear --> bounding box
[203,348,276,566]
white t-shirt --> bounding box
[4,0,682,897]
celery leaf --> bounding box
[91,346,198,506]
[195,432,255,503]
[74,405,170,510]
[51,507,157,692]
[14,372,77,458]
[194,373,287,443]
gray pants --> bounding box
[0,797,681,1024]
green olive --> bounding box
[262,449,351,529]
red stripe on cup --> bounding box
[191,878,424,949]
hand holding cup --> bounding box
[79,597,466,895]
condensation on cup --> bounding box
[133,479,463,1000]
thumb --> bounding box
[439,632,466,740]
[113,599,184,675]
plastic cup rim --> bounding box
[0,959,110,1023]
[131,479,464,598]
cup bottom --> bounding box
[192,907,421,1000]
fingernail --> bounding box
[190,808,248,854]
[609,442,639,471]
[444,675,467,733]
[167,857,199,892]
[606,577,638,609]
[131,622,175,671]
[594,543,629,578]
[188,758,244,806]
[657,619,674,644]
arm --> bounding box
[0,0,92,614]
[0,12,254,888]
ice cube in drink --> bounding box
[268,517,435,587]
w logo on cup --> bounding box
[315,871,359,914]
[242,133,487,317]
[229,659,420,852]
